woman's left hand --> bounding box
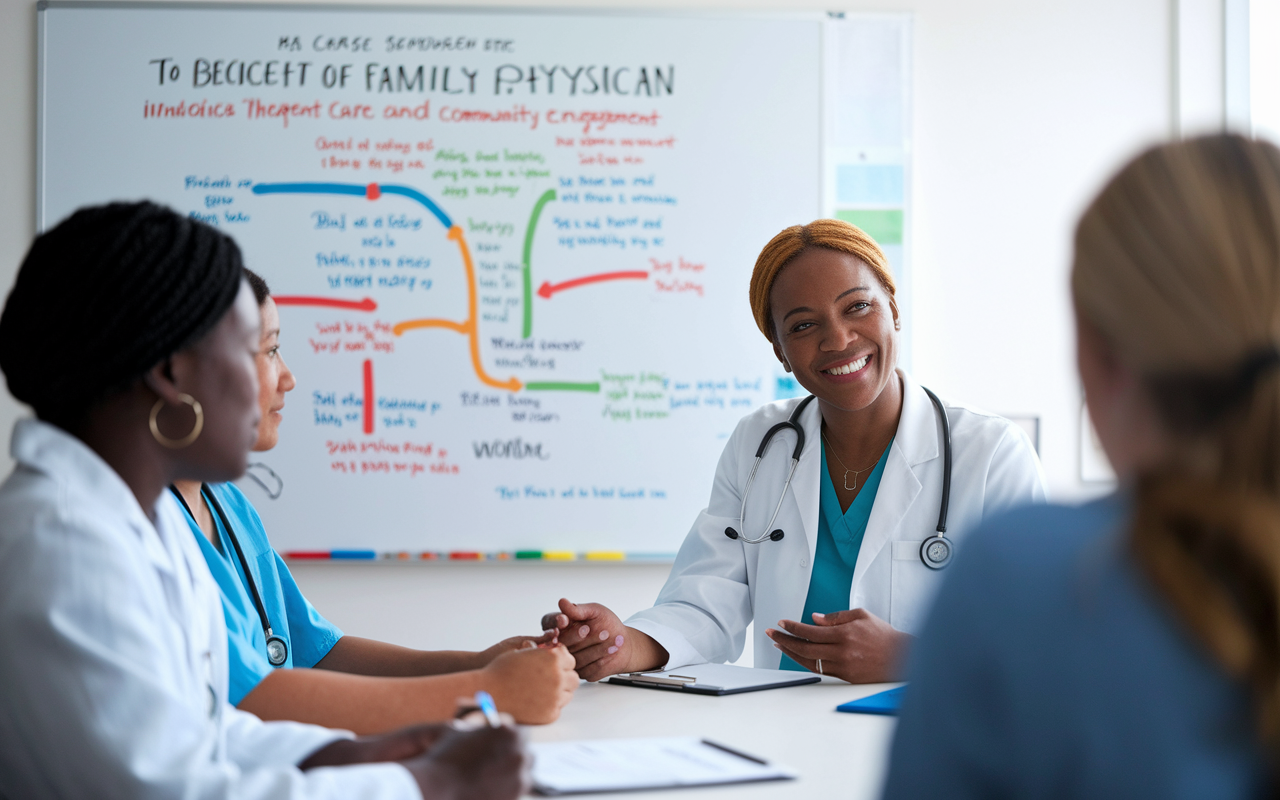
[765,609,911,684]
[473,631,560,668]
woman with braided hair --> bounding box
[883,135,1280,796]
[539,218,1047,684]
[0,202,528,799]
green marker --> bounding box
[515,550,543,559]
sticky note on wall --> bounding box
[836,209,904,246]
[836,165,904,205]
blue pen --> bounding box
[474,690,501,728]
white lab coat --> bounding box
[627,370,1048,671]
[0,419,419,800]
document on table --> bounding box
[530,736,797,795]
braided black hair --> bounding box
[0,201,244,427]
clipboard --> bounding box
[606,663,820,695]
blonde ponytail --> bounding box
[1074,134,1280,753]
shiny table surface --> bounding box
[526,677,899,798]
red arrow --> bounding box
[537,270,649,299]
[272,296,377,311]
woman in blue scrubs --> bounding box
[171,269,579,734]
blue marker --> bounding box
[474,690,501,728]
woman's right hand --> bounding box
[540,598,669,681]
[300,722,530,799]
[403,724,530,800]
[479,644,578,724]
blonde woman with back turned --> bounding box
[884,135,1280,795]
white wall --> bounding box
[0,0,1202,653]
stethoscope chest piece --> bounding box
[919,535,952,570]
[265,633,288,667]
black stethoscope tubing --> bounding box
[170,484,290,666]
[725,387,954,569]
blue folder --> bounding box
[836,686,905,716]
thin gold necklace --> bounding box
[821,432,882,491]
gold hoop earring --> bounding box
[150,393,204,449]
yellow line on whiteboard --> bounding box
[542,551,577,561]
[585,551,626,561]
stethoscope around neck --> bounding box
[170,484,289,666]
[724,387,955,570]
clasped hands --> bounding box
[540,597,909,684]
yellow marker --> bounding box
[585,551,626,561]
[543,551,577,561]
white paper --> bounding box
[531,736,795,795]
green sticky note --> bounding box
[836,209,903,245]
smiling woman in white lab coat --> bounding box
[542,219,1048,684]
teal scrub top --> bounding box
[176,482,343,704]
[781,438,893,671]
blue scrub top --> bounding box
[882,496,1268,798]
[781,438,892,671]
[177,482,343,705]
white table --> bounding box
[526,678,899,798]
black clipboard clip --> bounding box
[620,672,698,688]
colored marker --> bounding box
[515,550,543,560]
[449,552,483,560]
[543,551,576,561]
[474,690,501,728]
[284,551,331,560]
[585,551,626,561]
[331,550,377,560]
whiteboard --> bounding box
[38,3,911,558]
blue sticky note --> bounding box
[836,164,904,205]
[837,686,905,716]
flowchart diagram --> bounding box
[36,4,909,554]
